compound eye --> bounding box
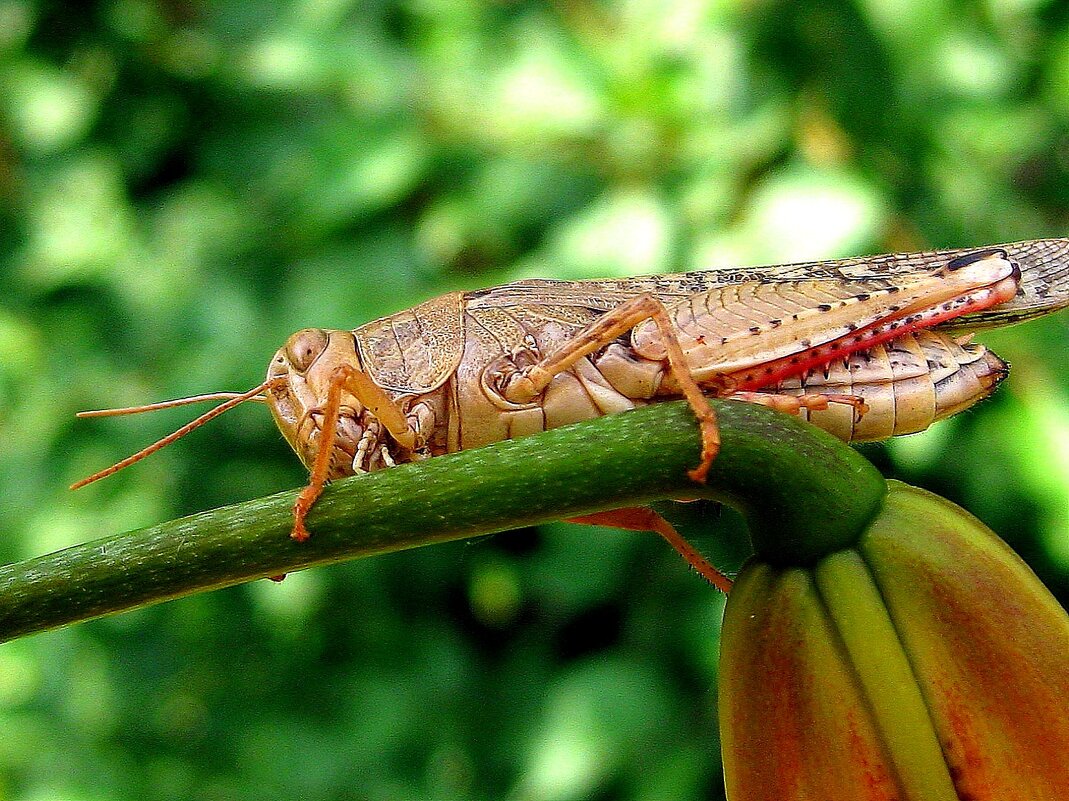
[284,329,329,373]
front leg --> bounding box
[291,364,420,542]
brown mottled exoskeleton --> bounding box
[74,239,1069,590]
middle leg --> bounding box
[499,294,721,482]
[568,508,734,593]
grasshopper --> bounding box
[73,239,1069,590]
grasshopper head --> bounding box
[70,327,389,493]
[267,328,387,477]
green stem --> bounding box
[0,400,885,642]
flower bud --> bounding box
[719,481,1069,801]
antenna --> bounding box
[71,378,284,490]
[76,391,270,418]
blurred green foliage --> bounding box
[1,0,1067,798]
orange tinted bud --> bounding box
[720,482,1069,801]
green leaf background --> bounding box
[0,1,1066,798]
